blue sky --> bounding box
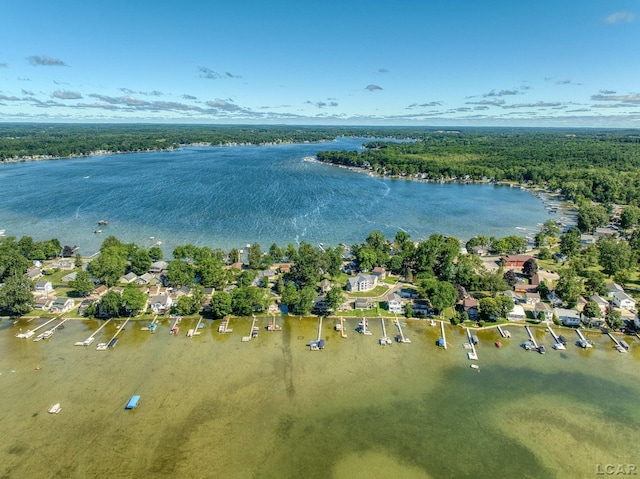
[1,0,639,126]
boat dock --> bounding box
[525,326,539,349]
[169,317,181,335]
[188,316,203,337]
[140,315,158,332]
[439,320,447,349]
[15,317,57,339]
[218,318,232,333]
[576,329,593,348]
[75,318,112,346]
[267,313,282,331]
[35,317,70,342]
[547,326,566,350]
[100,317,130,351]
[335,317,347,338]
[465,328,478,360]
[606,332,628,353]
[379,318,392,345]
[242,316,259,342]
[394,319,411,343]
[358,318,372,336]
[309,316,325,350]
[497,325,511,338]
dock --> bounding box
[525,326,539,349]
[169,316,181,335]
[125,395,140,410]
[187,316,203,337]
[334,317,347,338]
[15,317,57,339]
[140,315,158,332]
[316,316,323,342]
[394,318,411,344]
[465,328,478,360]
[497,325,511,338]
[267,313,282,331]
[100,317,131,350]
[439,320,447,349]
[242,316,259,342]
[34,317,70,342]
[379,318,392,345]
[218,318,232,333]
[576,329,593,348]
[358,318,372,336]
[309,316,325,350]
[606,332,628,353]
[75,318,113,346]
[547,326,566,350]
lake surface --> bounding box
[0,138,556,254]
[1,317,639,478]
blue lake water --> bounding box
[0,138,554,253]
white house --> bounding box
[555,308,581,327]
[149,294,172,314]
[346,274,378,292]
[605,283,625,298]
[506,304,526,321]
[50,297,74,313]
[34,281,53,295]
[611,290,635,310]
[386,293,404,314]
[534,302,553,323]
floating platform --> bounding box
[125,395,140,410]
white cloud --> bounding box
[605,11,636,25]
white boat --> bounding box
[48,403,61,414]
[470,364,480,370]
[96,342,107,351]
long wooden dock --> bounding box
[525,326,539,349]
[242,316,258,342]
[34,316,70,341]
[339,317,347,338]
[15,317,57,339]
[101,317,131,350]
[439,320,447,350]
[316,316,323,342]
[576,329,593,348]
[465,327,478,360]
[267,313,282,331]
[218,317,232,333]
[394,319,411,343]
[497,325,511,338]
[547,325,565,350]
[379,318,391,345]
[607,332,628,353]
[76,318,112,346]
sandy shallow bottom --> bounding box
[1,317,639,479]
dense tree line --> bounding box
[317,128,640,205]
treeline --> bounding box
[0,124,422,161]
[316,128,640,204]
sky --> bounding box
[0,0,639,127]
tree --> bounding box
[478,297,500,322]
[419,278,457,314]
[555,269,583,307]
[606,310,623,329]
[281,282,299,311]
[231,286,267,316]
[582,301,601,320]
[70,270,94,297]
[583,271,606,296]
[148,246,163,261]
[597,237,632,276]
[228,248,240,264]
[166,260,195,288]
[269,243,283,262]
[503,270,518,288]
[74,253,83,268]
[174,295,200,316]
[0,275,34,315]
[99,291,121,318]
[210,291,232,319]
[495,296,515,318]
[560,227,581,257]
[522,258,538,278]
[577,203,609,233]
[120,284,147,316]
[0,248,30,281]
[542,220,560,238]
[88,249,127,286]
[324,287,344,313]
[247,243,262,269]
[294,286,317,315]
[620,205,640,230]
[130,249,152,276]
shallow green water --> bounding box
[1,317,638,478]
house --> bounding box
[78,298,96,315]
[547,292,563,307]
[34,297,53,310]
[399,288,419,299]
[149,294,172,314]
[581,313,606,328]
[34,281,53,295]
[135,273,156,285]
[412,299,432,316]
[504,290,524,303]
[25,266,42,280]
[319,279,332,294]
[611,290,635,310]
[252,269,275,287]
[506,304,526,321]
[372,267,388,280]
[51,259,74,270]
[555,308,581,327]
[605,283,625,298]
[534,302,553,323]
[353,298,372,310]
[462,297,479,321]
[589,295,610,316]
[277,263,292,274]
[148,261,168,274]
[501,255,533,268]
[385,293,404,314]
[61,271,78,283]
[525,292,541,305]
[119,272,138,284]
[93,285,108,297]
[346,274,378,292]
[580,234,597,246]
[50,297,74,313]
[471,246,490,256]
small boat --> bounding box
[470,364,480,370]
[125,395,140,410]
[495,341,502,348]
[558,335,568,345]
[522,340,534,351]
[98,220,109,225]
[537,345,546,354]
[619,340,630,350]
[107,338,118,348]
[430,319,436,327]
[96,342,107,351]
[94,229,102,234]
[48,403,61,414]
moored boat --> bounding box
[48,403,61,414]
